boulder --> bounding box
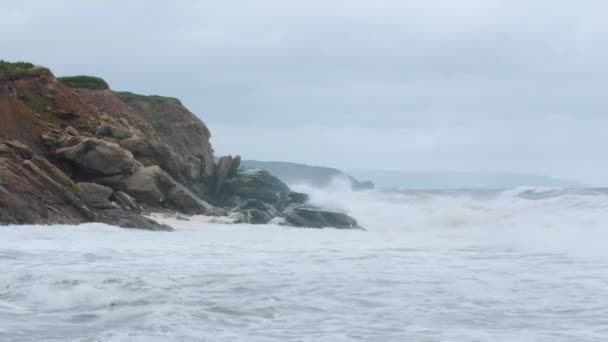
[287,191,309,205]
[166,182,214,214]
[228,155,241,177]
[214,155,234,195]
[96,124,132,139]
[123,166,165,204]
[230,199,280,224]
[118,135,158,157]
[65,125,79,136]
[218,169,291,207]
[77,182,115,209]
[283,206,362,229]
[56,138,139,176]
[122,165,213,215]
[110,191,142,214]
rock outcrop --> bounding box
[221,169,362,229]
[0,61,360,230]
[0,138,169,230]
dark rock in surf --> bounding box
[230,199,280,224]
[283,206,363,229]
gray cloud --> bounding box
[3,0,608,183]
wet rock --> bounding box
[96,208,172,231]
[231,199,280,224]
[283,207,362,229]
[218,169,291,207]
[204,207,228,217]
[287,191,309,205]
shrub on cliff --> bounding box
[57,75,109,90]
[0,60,44,80]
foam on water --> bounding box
[2,183,608,341]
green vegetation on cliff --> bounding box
[0,60,45,80]
[57,75,109,90]
[113,91,181,105]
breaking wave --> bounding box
[3,181,608,341]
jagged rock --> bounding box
[118,118,130,127]
[56,138,139,176]
[5,140,33,159]
[96,208,172,231]
[283,207,362,229]
[0,140,92,224]
[122,165,213,214]
[166,182,213,214]
[231,199,280,224]
[110,191,142,213]
[77,182,115,209]
[118,135,158,157]
[228,155,241,177]
[215,155,234,195]
[65,125,79,136]
[96,124,132,139]
[287,191,309,204]
[218,169,290,206]
[204,207,228,217]
[123,166,165,204]
[0,138,170,230]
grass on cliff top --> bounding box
[0,60,44,80]
[57,75,109,90]
[113,91,182,105]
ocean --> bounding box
[2,182,608,341]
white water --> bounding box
[2,182,608,341]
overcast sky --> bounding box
[3,0,608,184]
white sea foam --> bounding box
[2,184,608,341]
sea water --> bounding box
[1,182,608,341]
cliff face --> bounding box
[114,91,215,178]
[0,61,361,230]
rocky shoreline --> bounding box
[0,61,361,230]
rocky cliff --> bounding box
[0,61,361,230]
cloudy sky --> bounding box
[3,0,608,184]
